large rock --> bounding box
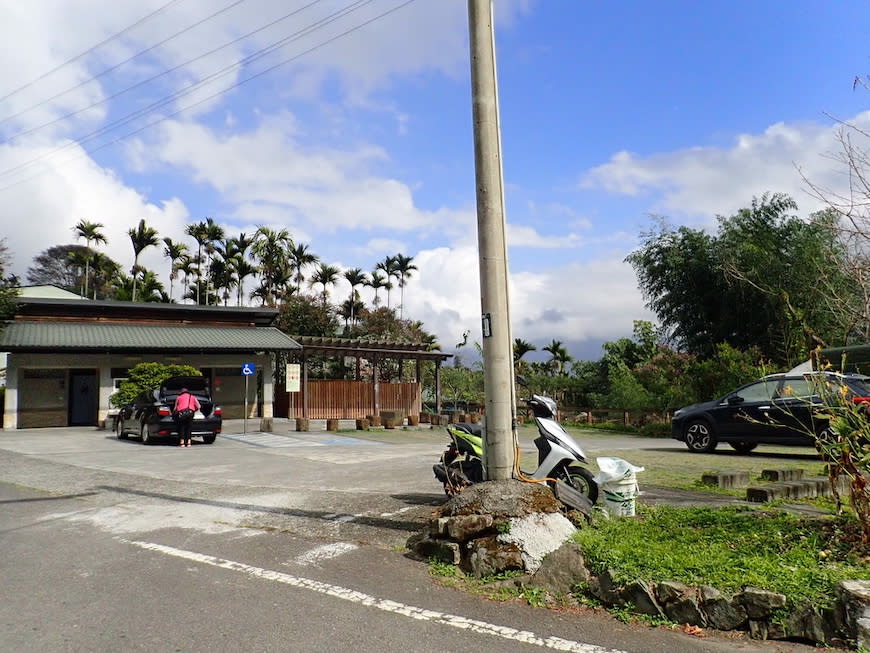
[529,541,590,594]
[738,587,787,619]
[466,536,524,576]
[785,604,837,644]
[838,580,870,646]
[624,580,664,617]
[497,512,576,573]
[406,532,461,564]
[440,480,561,518]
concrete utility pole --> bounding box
[467,0,515,481]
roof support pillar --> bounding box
[302,353,309,419]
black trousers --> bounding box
[176,417,193,441]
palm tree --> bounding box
[513,338,537,363]
[338,298,365,331]
[543,339,572,376]
[222,232,257,305]
[376,255,399,309]
[288,242,319,292]
[176,254,197,303]
[394,253,417,319]
[234,258,259,306]
[89,251,121,299]
[185,220,210,304]
[162,237,188,302]
[252,226,292,307]
[202,218,225,306]
[66,248,90,295]
[72,219,106,299]
[366,270,388,307]
[128,219,159,302]
[136,269,168,302]
[343,267,368,325]
[310,263,340,307]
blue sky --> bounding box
[0,0,867,362]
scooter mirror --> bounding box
[516,374,528,388]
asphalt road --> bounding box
[0,423,829,653]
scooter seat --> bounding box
[453,422,482,437]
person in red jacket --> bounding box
[173,388,201,447]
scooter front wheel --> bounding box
[551,464,598,505]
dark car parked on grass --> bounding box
[115,376,222,445]
[671,371,870,453]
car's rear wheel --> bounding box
[140,421,152,445]
[202,434,216,444]
[684,420,717,453]
[729,441,757,454]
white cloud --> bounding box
[507,224,580,248]
[133,117,474,240]
[581,112,870,222]
[0,139,188,281]
[403,246,652,360]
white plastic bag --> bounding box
[593,456,644,485]
[594,457,644,517]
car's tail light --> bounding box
[214,406,221,417]
[852,396,870,405]
[158,407,171,416]
[158,429,170,435]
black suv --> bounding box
[115,376,222,445]
[671,371,870,453]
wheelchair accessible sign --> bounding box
[241,363,255,434]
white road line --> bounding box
[293,542,358,566]
[125,539,626,653]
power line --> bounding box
[0,0,250,129]
[1,0,326,144]
[0,0,186,105]
[0,0,418,193]
[0,0,374,182]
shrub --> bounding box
[639,422,671,438]
[110,362,202,407]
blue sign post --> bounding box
[241,363,256,434]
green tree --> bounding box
[513,338,537,375]
[343,267,368,325]
[513,338,536,362]
[89,252,122,300]
[162,237,188,302]
[542,339,571,376]
[128,218,160,302]
[111,362,202,407]
[275,293,338,337]
[185,219,210,304]
[0,239,19,320]
[288,242,319,293]
[72,219,106,299]
[201,218,225,305]
[26,244,91,290]
[366,270,388,307]
[394,253,417,319]
[626,195,854,367]
[252,226,292,307]
[310,263,340,307]
[376,255,399,309]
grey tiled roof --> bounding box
[0,321,301,352]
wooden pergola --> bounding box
[275,336,453,420]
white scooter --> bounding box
[433,378,598,511]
